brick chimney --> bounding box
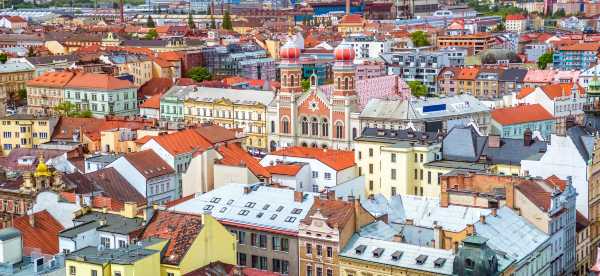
[491,208,497,217]
[294,191,304,202]
[523,128,533,146]
[479,215,486,224]
[244,186,252,194]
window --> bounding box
[251,255,259,268]
[414,169,418,180]
[114,272,122,276]
[118,240,126,248]
[92,270,98,276]
[273,236,282,251]
[307,265,313,276]
[324,172,331,180]
[101,236,110,248]
[391,187,397,196]
[321,118,328,137]
[306,243,312,254]
[69,266,76,276]
[312,171,319,178]
[369,181,373,191]
[210,197,221,203]
[420,169,423,180]
[259,234,267,248]
[238,253,247,266]
[317,267,323,276]
[317,245,323,256]
[326,269,333,276]
[391,169,397,180]
[281,237,289,252]
[273,259,289,275]
[276,206,284,212]
[465,258,475,269]
[282,118,290,133]
[251,233,259,246]
[369,164,373,174]
[271,121,275,133]
[327,246,333,258]
[420,154,423,162]
[369,148,373,157]
[391,153,396,162]
[259,256,268,270]
[238,231,246,244]
[284,216,296,223]
[245,202,256,208]
[335,122,343,139]
[238,209,250,216]
[427,171,432,184]
[301,117,309,135]
[311,117,319,136]
[292,208,302,214]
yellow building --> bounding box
[0,114,58,155]
[0,60,35,108]
[354,128,442,199]
[140,210,237,276]
[183,87,275,152]
[337,14,366,35]
[65,240,162,276]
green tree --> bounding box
[553,8,566,18]
[77,110,93,118]
[53,102,78,116]
[145,28,158,40]
[222,10,232,30]
[537,51,554,69]
[0,53,7,64]
[408,80,428,97]
[301,79,311,91]
[188,13,196,29]
[18,88,27,100]
[146,15,155,28]
[410,31,431,47]
[493,23,505,32]
[185,66,212,82]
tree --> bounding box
[27,46,35,57]
[222,10,232,30]
[188,13,196,29]
[210,15,216,29]
[493,23,505,32]
[146,15,155,28]
[53,102,78,116]
[0,53,7,64]
[408,80,428,97]
[78,110,93,118]
[186,66,212,82]
[537,51,554,69]
[18,88,27,100]
[553,8,566,18]
[301,79,311,91]
[410,31,431,47]
[145,28,158,40]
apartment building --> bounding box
[26,71,76,115]
[437,33,496,55]
[0,114,58,155]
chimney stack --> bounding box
[345,0,350,16]
[294,191,304,202]
[523,128,533,146]
[28,214,35,227]
[491,208,497,217]
[479,215,486,224]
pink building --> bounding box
[319,75,408,110]
[355,61,385,81]
[553,70,580,83]
[523,69,557,87]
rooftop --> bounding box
[268,147,355,171]
[491,104,554,125]
[123,150,175,179]
[66,243,159,265]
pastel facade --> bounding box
[0,114,58,155]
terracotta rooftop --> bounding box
[26,71,76,88]
[85,167,146,205]
[559,42,600,51]
[540,83,584,99]
[301,198,355,229]
[140,210,204,265]
[13,210,63,255]
[147,128,213,156]
[506,14,527,20]
[270,147,355,171]
[138,77,173,99]
[456,67,480,80]
[59,192,125,212]
[545,175,566,191]
[66,72,135,90]
[194,124,239,145]
[340,14,364,25]
[184,261,282,276]
[265,163,303,176]
[516,180,553,212]
[516,87,535,99]
[124,150,175,179]
[491,104,554,125]
[139,93,161,109]
[217,143,270,178]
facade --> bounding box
[267,43,360,151]
[436,33,496,55]
[354,128,442,198]
[0,114,58,155]
[182,87,275,152]
[553,43,600,70]
[505,14,529,33]
[589,139,600,270]
[0,60,35,109]
[63,72,138,118]
[382,47,467,94]
[25,71,76,115]
[201,45,276,81]
[99,52,153,86]
[339,34,392,60]
[473,67,501,99]
[490,104,554,140]
[170,183,316,276]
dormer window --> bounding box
[416,255,428,265]
[355,245,367,255]
[372,248,384,258]
[391,251,403,261]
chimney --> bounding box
[345,0,350,16]
[244,186,252,194]
[491,208,497,217]
[523,128,533,146]
[479,215,486,224]
[28,214,35,227]
[453,242,459,254]
[405,218,414,225]
[326,190,336,200]
[392,233,404,242]
[294,191,304,202]
[123,202,137,218]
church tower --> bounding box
[331,44,359,146]
[276,43,302,144]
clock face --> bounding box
[309,100,319,112]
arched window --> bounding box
[311,117,319,136]
[290,74,295,87]
[344,77,349,90]
[301,142,308,147]
[350,77,354,89]
[301,117,309,135]
[282,118,290,134]
[270,121,275,133]
[321,118,329,137]
[282,75,287,87]
[352,127,357,139]
[335,121,344,139]
[311,143,318,148]
[337,78,341,89]
[310,75,317,86]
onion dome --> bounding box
[334,44,355,61]
[280,45,301,60]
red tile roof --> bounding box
[66,72,135,90]
[270,147,355,171]
[217,143,270,178]
[301,198,356,229]
[491,104,554,125]
[13,210,63,255]
[516,87,535,99]
[158,51,183,61]
[340,14,364,24]
[164,194,194,208]
[506,14,527,21]
[26,71,76,88]
[59,192,125,211]
[138,78,173,99]
[265,163,303,176]
[124,150,175,179]
[139,93,161,109]
[140,210,204,265]
[85,168,147,205]
[559,42,600,51]
[516,180,552,212]
[545,175,566,191]
[194,124,239,144]
[52,117,155,142]
[184,262,281,276]
[540,83,585,99]
[456,67,480,80]
[148,128,213,156]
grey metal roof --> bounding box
[0,227,20,241]
[72,212,145,236]
[66,244,158,265]
[163,85,275,106]
[499,68,528,82]
[59,221,99,238]
[328,176,367,201]
[0,60,34,74]
[356,128,442,145]
[340,235,455,275]
[566,126,595,162]
[474,206,549,270]
[359,221,399,241]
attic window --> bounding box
[434,258,447,268]
[245,202,256,208]
[203,205,214,211]
[416,255,428,265]
[270,214,278,220]
[284,216,296,223]
[276,206,284,212]
[291,208,302,214]
[210,197,221,203]
[238,209,250,216]
[391,251,403,261]
[262,204,270,210]
[219,207,227,213]
[355,245,367,255]
[227,199,234,205]
[256,212,264,218]
[372,248,384,258]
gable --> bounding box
[298,90,330,117]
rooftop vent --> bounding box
[355,245,367,255]
[391,251,403,261]
[416,254,428,265]
[434,257,446,267]
[372,248,384,258]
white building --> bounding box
[340,34,392,60]
[260,146,357,192]
[264,162,312,192]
